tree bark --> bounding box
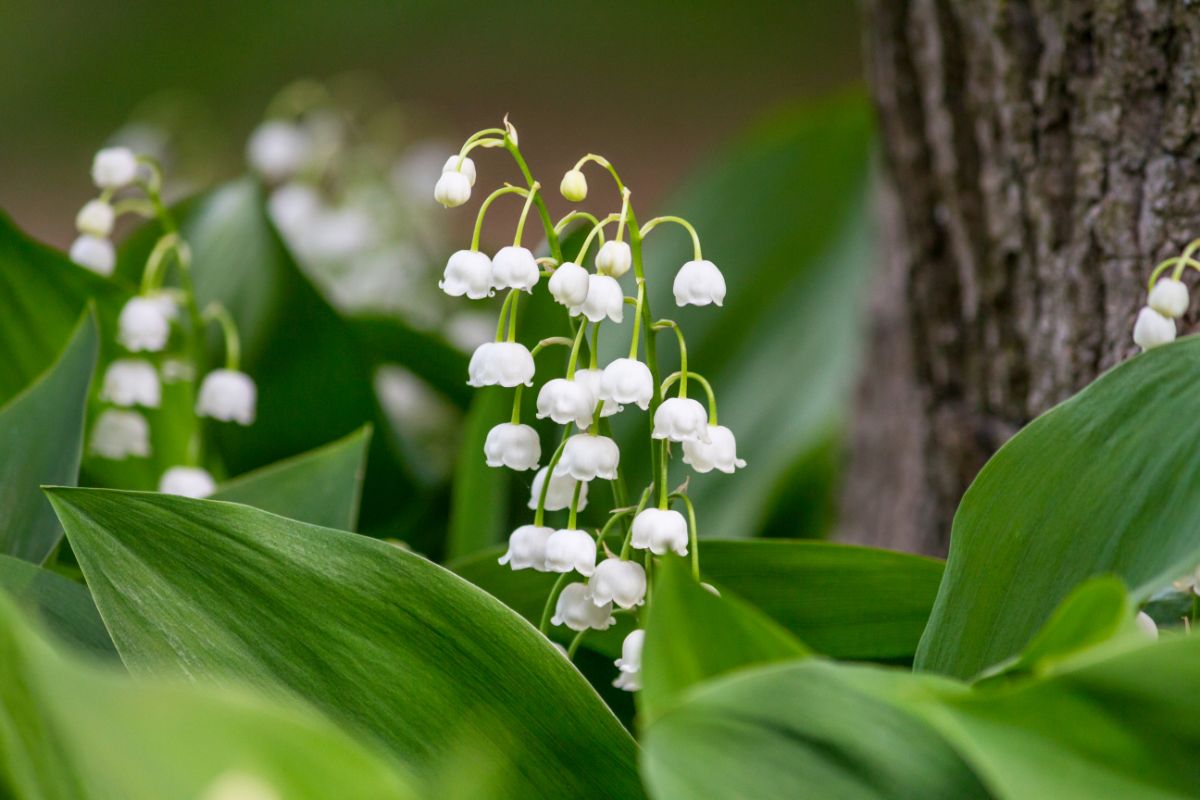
[845,0,1200,555]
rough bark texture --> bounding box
[846,0,1200,555]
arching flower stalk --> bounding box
[436,120,744,691]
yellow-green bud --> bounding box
[560,169,588,202]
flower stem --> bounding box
[566,320,588,379]
[472,185,529,252]
[567,630,588,659]
[513,181,541,247]
[661,371,717,424]
[640,215,703,261]
[677,493,701,580]
[202,303,242,371]
[652,320,688,398]
[535,433,570,527]
[539,573,570,635]
[505,139,562,262]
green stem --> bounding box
[567,630,587,659]
[554,210,602,236]
[589,323,600,369]
[539,573,570,635]
[495,290,518,341]
[661,371,717,424]
[567,480,583,530]
[659,439,670,509]
[472,185,529,252]
[640,215,703,260]
[566,320,588,379]
[202,303,242,371]
[619,485,655,559]
[678,493,701,580]
[505,140,562,262]
[628,280,645,359]
[510,385,524,425]
[513,181,541,246]
[507,292,521,343]
[653,321,688,398]
[535,433,571,527]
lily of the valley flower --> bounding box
[483,422,541,471]
[544,528,598,576]
[91,147,139,189]
[613,629,644,692]
[551,582,615,631]
[631,507,689,556]
[536,378,596,428]
[158,466,217,499]
[196,369,257,425]
[491,245,540,292]
[599,357,654,411]
[100,359,161,408]
[75,199,115,238]
[442,155,477,187]
[90,409,151,460]
[573,368,621,417]
[498,524,555,570]
[1148,278,1189,318]
[560,169,587,202]
[590,557,647,609]
[1136,611,1158,639]
[246,120,311,182]
[528,467,588,511]
[69,235,116,276]
[468,341,536,388]
[574,274,624,324]
[548,262,590,308]
[673,259,726,307]
[440,250,494,299]
[595,240,632,278]
[652,396,710,443]
[1132,306,1176,351]
[434,170,472,208]
[554,433,620,482]
[682,424,747,474]
[117,295,176,352]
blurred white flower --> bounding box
[247,120,311,182]
[90,409,150,460]
[1132,306,1175,351]
[595,240,631,278]
[560,169,587,202]
[673,259,726,307]
[682,424,747,474]
[75,200,115,238]
[483,422,541,471]
[574,274,624,324]
[612,670,642,692]
[491,245,539,292]
[631,507,689,556]
[554,433,620,482]
[1136,611,1158,639]
[548,262,590,308]
[551,582,614,631]
[200,770,280,800]
[616,629,644,673]
[91,147,139,189]
[117,295,175,352]
[196,369,257,425]
[440,249,494,299]
[467,341,535,387]
[445,311,498,352]
[589,558,647,609]
[158,466,217,499]
[100,359,161,408]
[536,378,596,428]
[1148,278,1189,318]
[434,170,471,208]
[442,154,477,186]
[599,358,653,411]
[267,182,322,236]
[69,235,115,276]
[544,528,598,576]
[498,524,555,570]
[301,206,376,261]
[528,467,588,511]
[652,397,710,443]
[573,368,621,417]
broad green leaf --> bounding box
[48,488,644,799]
[917,337,1200,678]
[348,314,471,410]
[0,554,114,659]
[0,593,414,799]
[445,387,510,561]
[641,555,808,722]
[0,313,96,562]
[452,539,943,662]
[641,660,990,800]
[213,426,371,531]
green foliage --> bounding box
[0,554,114,659]
[445,387,511,560]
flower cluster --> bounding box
[437,119,743,691]
[1132,241,1200,351]
[74,147,257,497]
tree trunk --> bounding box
[845,0,1200,555]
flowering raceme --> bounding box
[437,119,743,690]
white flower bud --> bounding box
[550,582,614,631]
[544,529,598,576]
[117,295,175,352]
[467,341,535,387]
[560,169,588,202]
[90,409,150,460]
[1132,306,1176,351]
[1148,278,1189,319]
[652,397,711,443]
[91,147,139,189]
[573,274,624,324]
[439,249,493,299]
[673,259,726,307]
[246,120,311,182]
[491,245,540,292]
[595,240,632,278]
[631,507,689,556]
[75,200,115,237]
[536,378,596,428]
[589,558,647,609]
[615,629,644,674]
[573,368,621,417]
[196,369,257,426]
[599,358,653,411]
[498,524,554,570]
[483,422,541,471]
[613,671,642,692]
[434,170,472,208]
[442,155,477,186]
[1136,611,1158,639]
[548,262,590,309]
[158,466,217,499]
[554,433,620,482]
[100,359,161,408]
[682,424,747,474]
[267,183,321,236]
[69,235,115,276]
[528,467,588,511]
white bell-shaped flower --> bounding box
[90,409,150,460]
[631,507,689,556]
[599,358,653,411]
[554,433,620,482]
[544,528,598,576]
[196,369,257,425]
[595,240,632,278]
[246,120,311,182]
[158,466,217,499]
[117,295,175,352]
[434,170,472,208]
[615,629,644,674]
[439,250,493,299]
[1132,306,1176,351]
[551,582,614,631]
[69,235,115,276]
[268,183,321,235]
[1136,611,1158,639]
[536,378,596,428]
[589,558,647,609]
[560,169,587,202]
[652,397,711,443]
[1148,278,1189,319]
[441,155,477,186]
[498,524,555,570]
[573,368,621,417]
[91,147,139,189]
[467,341,535,387]
[673,259,727,307]
[528,467,589,511]
[483,422,541,471]
[548,262,590,308]
[574,274,624,323]
[100,359,161,408]
[75,200,115,238]
[682,424,747,474]
[491,246,540,292]
[613,671,642,692]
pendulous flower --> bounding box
[573,368,621,417]
[631,507,689,556]
[442,155,477,187]
[483,422,541,471]
[498,524,555,570]
[599,357,653,411]
[551,582,615,631]
[196,369,257,425]
[528,467,589,511]
[544,528,598,576]
[536,378,596,428]
[440,249,493,299]
[69,235,115,276]
[91,147,139,189]
[246,120,311,182]
[589,558,647,609]
[595,240,632,278]
[90,409,151,460]
[75,199,115,238]
[1132,306,1175,351]
[652,397,711,443]
[673,259,726,307]
[682,424,747,474]
[434,170,472,208]
[1148,278,1189,318]
[574,274,624,324]
[100,359,161,408]
[117,295,175,352]
[491,245,540,292]
[554,433,620,482]
[467,341,536,387]
[158,466,217,499]
[548,262,590,309]
[560,169,587,202]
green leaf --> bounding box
[348,314,471,410]
[445,387,510,561]
[0,554,114,659]
[48,488,645,799]
[213,426,371,531]
[917,337,1200,678]
[641,555,808,722]
[0,313,97,562]
[0,592,415,799]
